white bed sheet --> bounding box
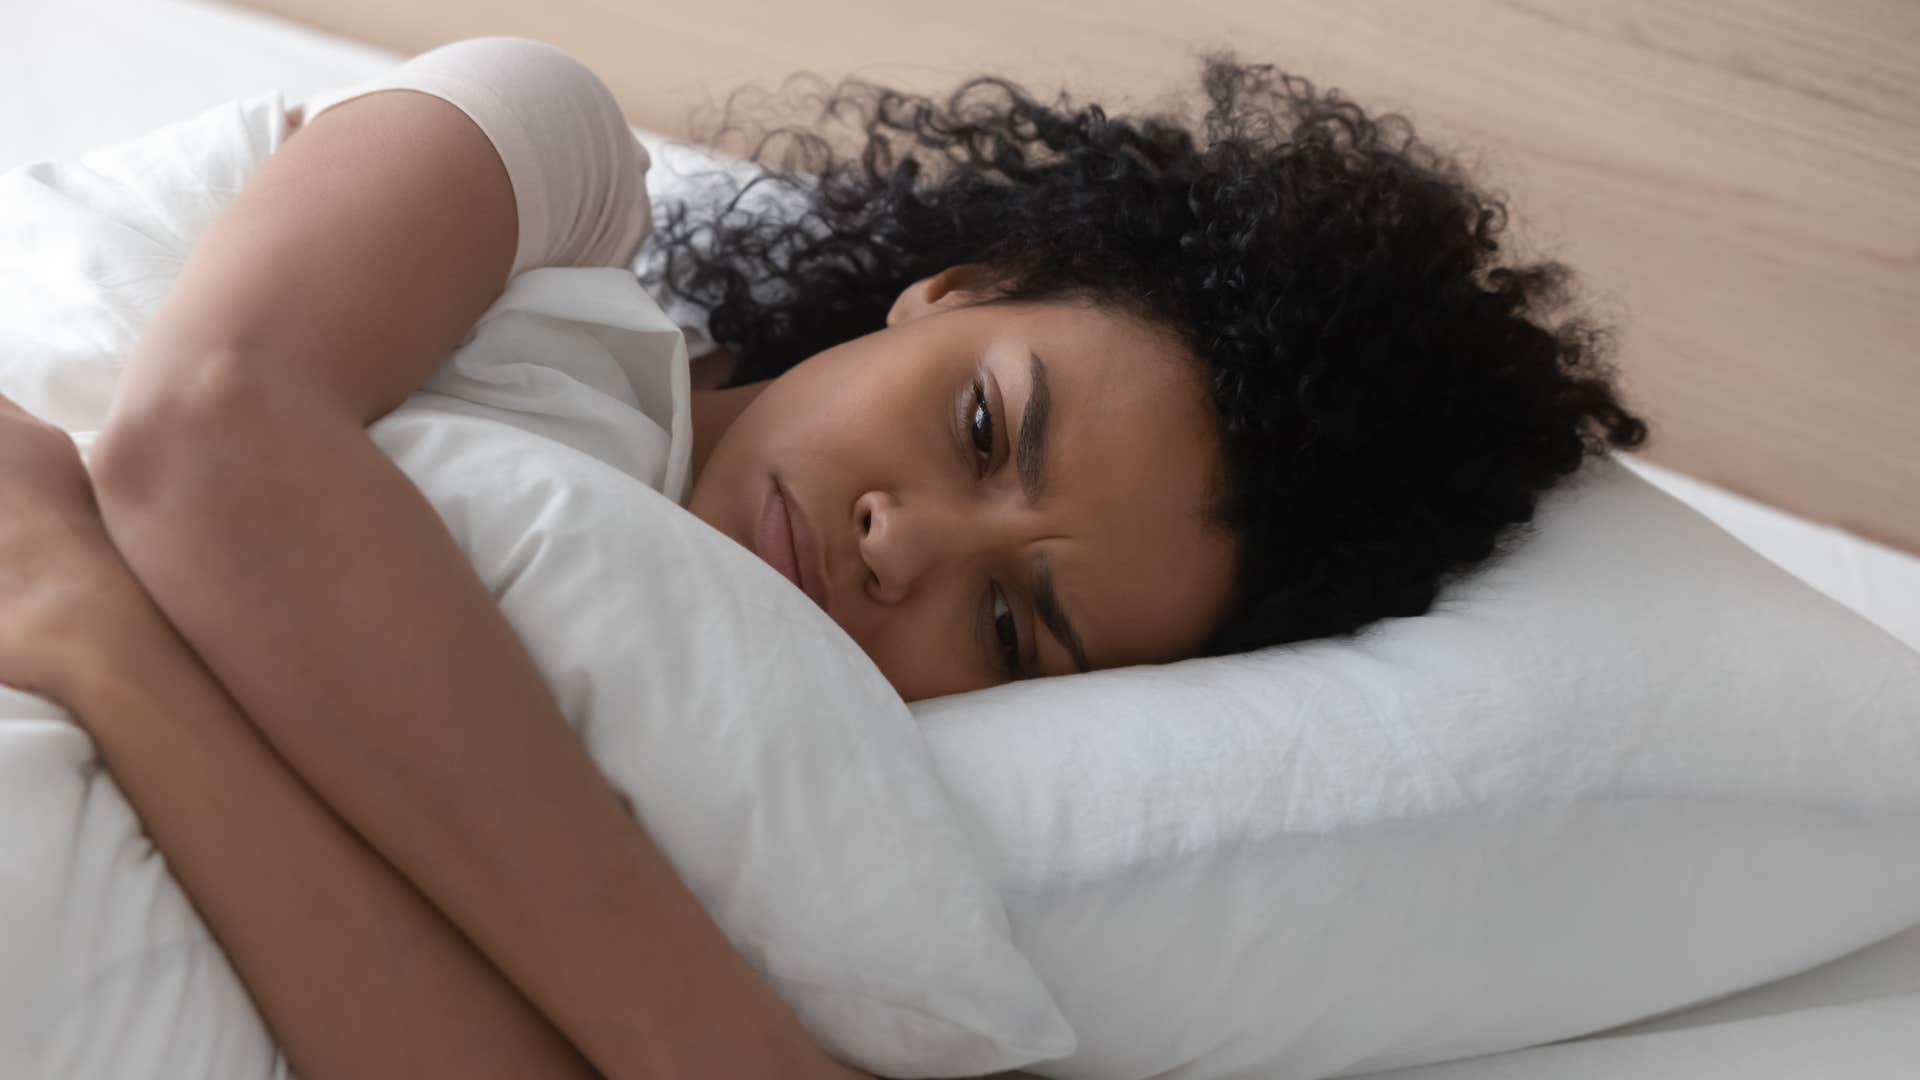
[5,1,1918,1076]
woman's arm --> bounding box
[89,89,866,1078]
[84,638,606,1080]
[0,395,593,1079]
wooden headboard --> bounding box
[226,0,1920,556]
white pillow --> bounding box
[629,111,1920,1080]
[0,408,1077,1080]
[370,397,1076,1079]
[918,452,1920,1079]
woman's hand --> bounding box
[0,391,154,706]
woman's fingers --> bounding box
[0,395,138,704]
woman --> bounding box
[0,37,1645,1079]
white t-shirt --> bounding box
[0,42,693,504]
[296,36,734,375]
[296,36,654,283]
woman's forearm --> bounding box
[90,368,861,1080]
[68,582,594,1080]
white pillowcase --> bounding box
[372,372,1077,1078]
[919,452,1920,1080]
[633,106,1920,1080]
[0,375,1077,1080]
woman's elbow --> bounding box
[92,349,320,525]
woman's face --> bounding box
[686,264,1239,702]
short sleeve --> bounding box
[296,37,653,280]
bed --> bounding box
[4,0,1917,1076]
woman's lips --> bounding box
[755,475,829,613]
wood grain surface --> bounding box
[223,0,1920,554]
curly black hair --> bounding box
[636,51,1650,657]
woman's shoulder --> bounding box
[294,37,653,278]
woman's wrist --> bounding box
[56,569,188,720]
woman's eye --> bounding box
[970,379,994,473]
[991,584,1021,676]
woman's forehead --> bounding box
[1041,440,1236,669]
[994,304,1237,668]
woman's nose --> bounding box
[856,489,953,605]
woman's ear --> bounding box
[885,263,997,328]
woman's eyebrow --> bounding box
[1014,353,1090,673]
[1016,349,1050,501]
[1033,553,1092,673]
